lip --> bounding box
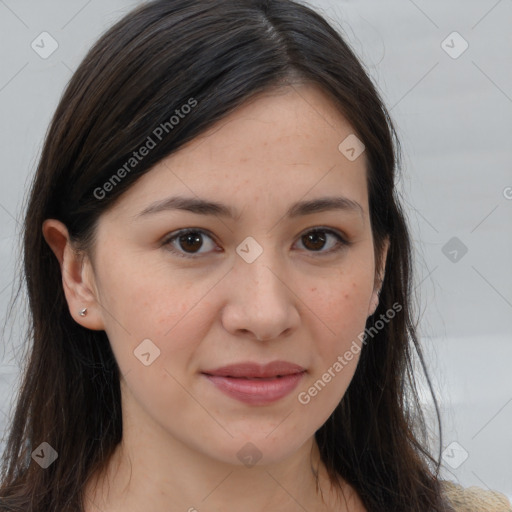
[203,361,306,378]
[202,361,306,405]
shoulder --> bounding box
[440,480,512,512]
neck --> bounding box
[83,419,350,512]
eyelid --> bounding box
[303,226,351,246]
[162,226,351,259]
[161,227,219,259]
[297,226,351,254]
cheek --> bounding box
[97,251,198,326]
[307,267,373,339]
[295,276,371,420]
[303,262,373,385]
[94,255,210,372]
[97,242,374,372]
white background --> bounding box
[0,0,511,501]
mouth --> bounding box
[201,361,306,405]
[202,361,306,378]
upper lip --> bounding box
[202,361,306,378]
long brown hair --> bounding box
[0,1,452,510]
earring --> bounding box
[79,308,88,317]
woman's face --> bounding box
[84,84,386,466]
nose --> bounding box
[220,249,300,342]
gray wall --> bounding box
[1,0,511,500]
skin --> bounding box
[43,83,388,512]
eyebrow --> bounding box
[136,195,364,220]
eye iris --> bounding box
[179,232,203,253]
[172,230,335,255]
[303,231,326,251]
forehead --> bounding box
[108,84,369,221]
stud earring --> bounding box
[79,308,88,317]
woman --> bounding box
[0,0,510,511]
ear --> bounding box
[42,219,105,330]
[367,236,390,318]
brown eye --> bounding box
[178,232,203,253]
[296,228,347,255]
[163,227,349,260]
[302,231,327,251]
[164,229,218,258]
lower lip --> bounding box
[203,372,305,405]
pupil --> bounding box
[177,231,327,254]
[180,232,202,252]
[304,231,326,251]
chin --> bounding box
[200,429,313,468]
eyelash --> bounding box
[162,227,351,260]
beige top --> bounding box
[441,480,512,512]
